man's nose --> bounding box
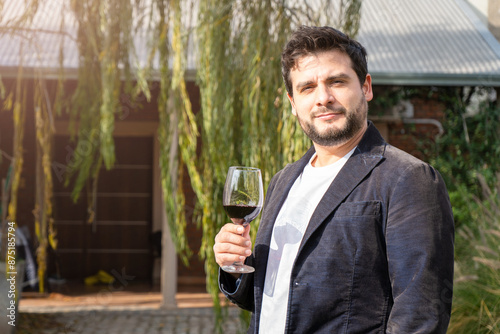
[316,85,334,106]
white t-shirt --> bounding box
[259,148,354,333]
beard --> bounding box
[296,98,367,147]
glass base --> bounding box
[221,262,255,274]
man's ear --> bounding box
[287,93,297,116]
[363,74,373,102]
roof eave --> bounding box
[371,72,500,87]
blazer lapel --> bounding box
[298,123,386,253]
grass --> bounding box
[448,175,500,333]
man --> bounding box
[213,25,454,333]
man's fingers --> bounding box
[214,241,251,255]
[215,224,251,244]
[213,223,253,267]
[214,251,251,267]
[219,223,246,235]
[216,231,250,246]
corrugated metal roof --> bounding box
[0,0,78,73]
[358,0,500,85]
[1,0,500,85]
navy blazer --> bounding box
[220,121,455,333]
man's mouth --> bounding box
[313,109,345,121]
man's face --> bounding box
[287,50,373,147]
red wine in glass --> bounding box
[223,205,261,225]
[222,166,264,273]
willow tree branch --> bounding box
[0,26,76,42]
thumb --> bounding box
[242,224,251,239]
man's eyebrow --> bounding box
[295,73,352,91]
[326,73,351,81]
[295,80,315,91]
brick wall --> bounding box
[387,95,446,160]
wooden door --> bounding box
[51,136,153,282]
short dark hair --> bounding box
[281,26,368,96]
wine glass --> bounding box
[222,166,264,273]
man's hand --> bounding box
[214,223,253,277]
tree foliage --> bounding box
[431,88,500,190]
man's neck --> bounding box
[311,124,367,167]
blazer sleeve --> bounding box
[385,163,455,333]
[219,267,255,311]
[218,169,281,312]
